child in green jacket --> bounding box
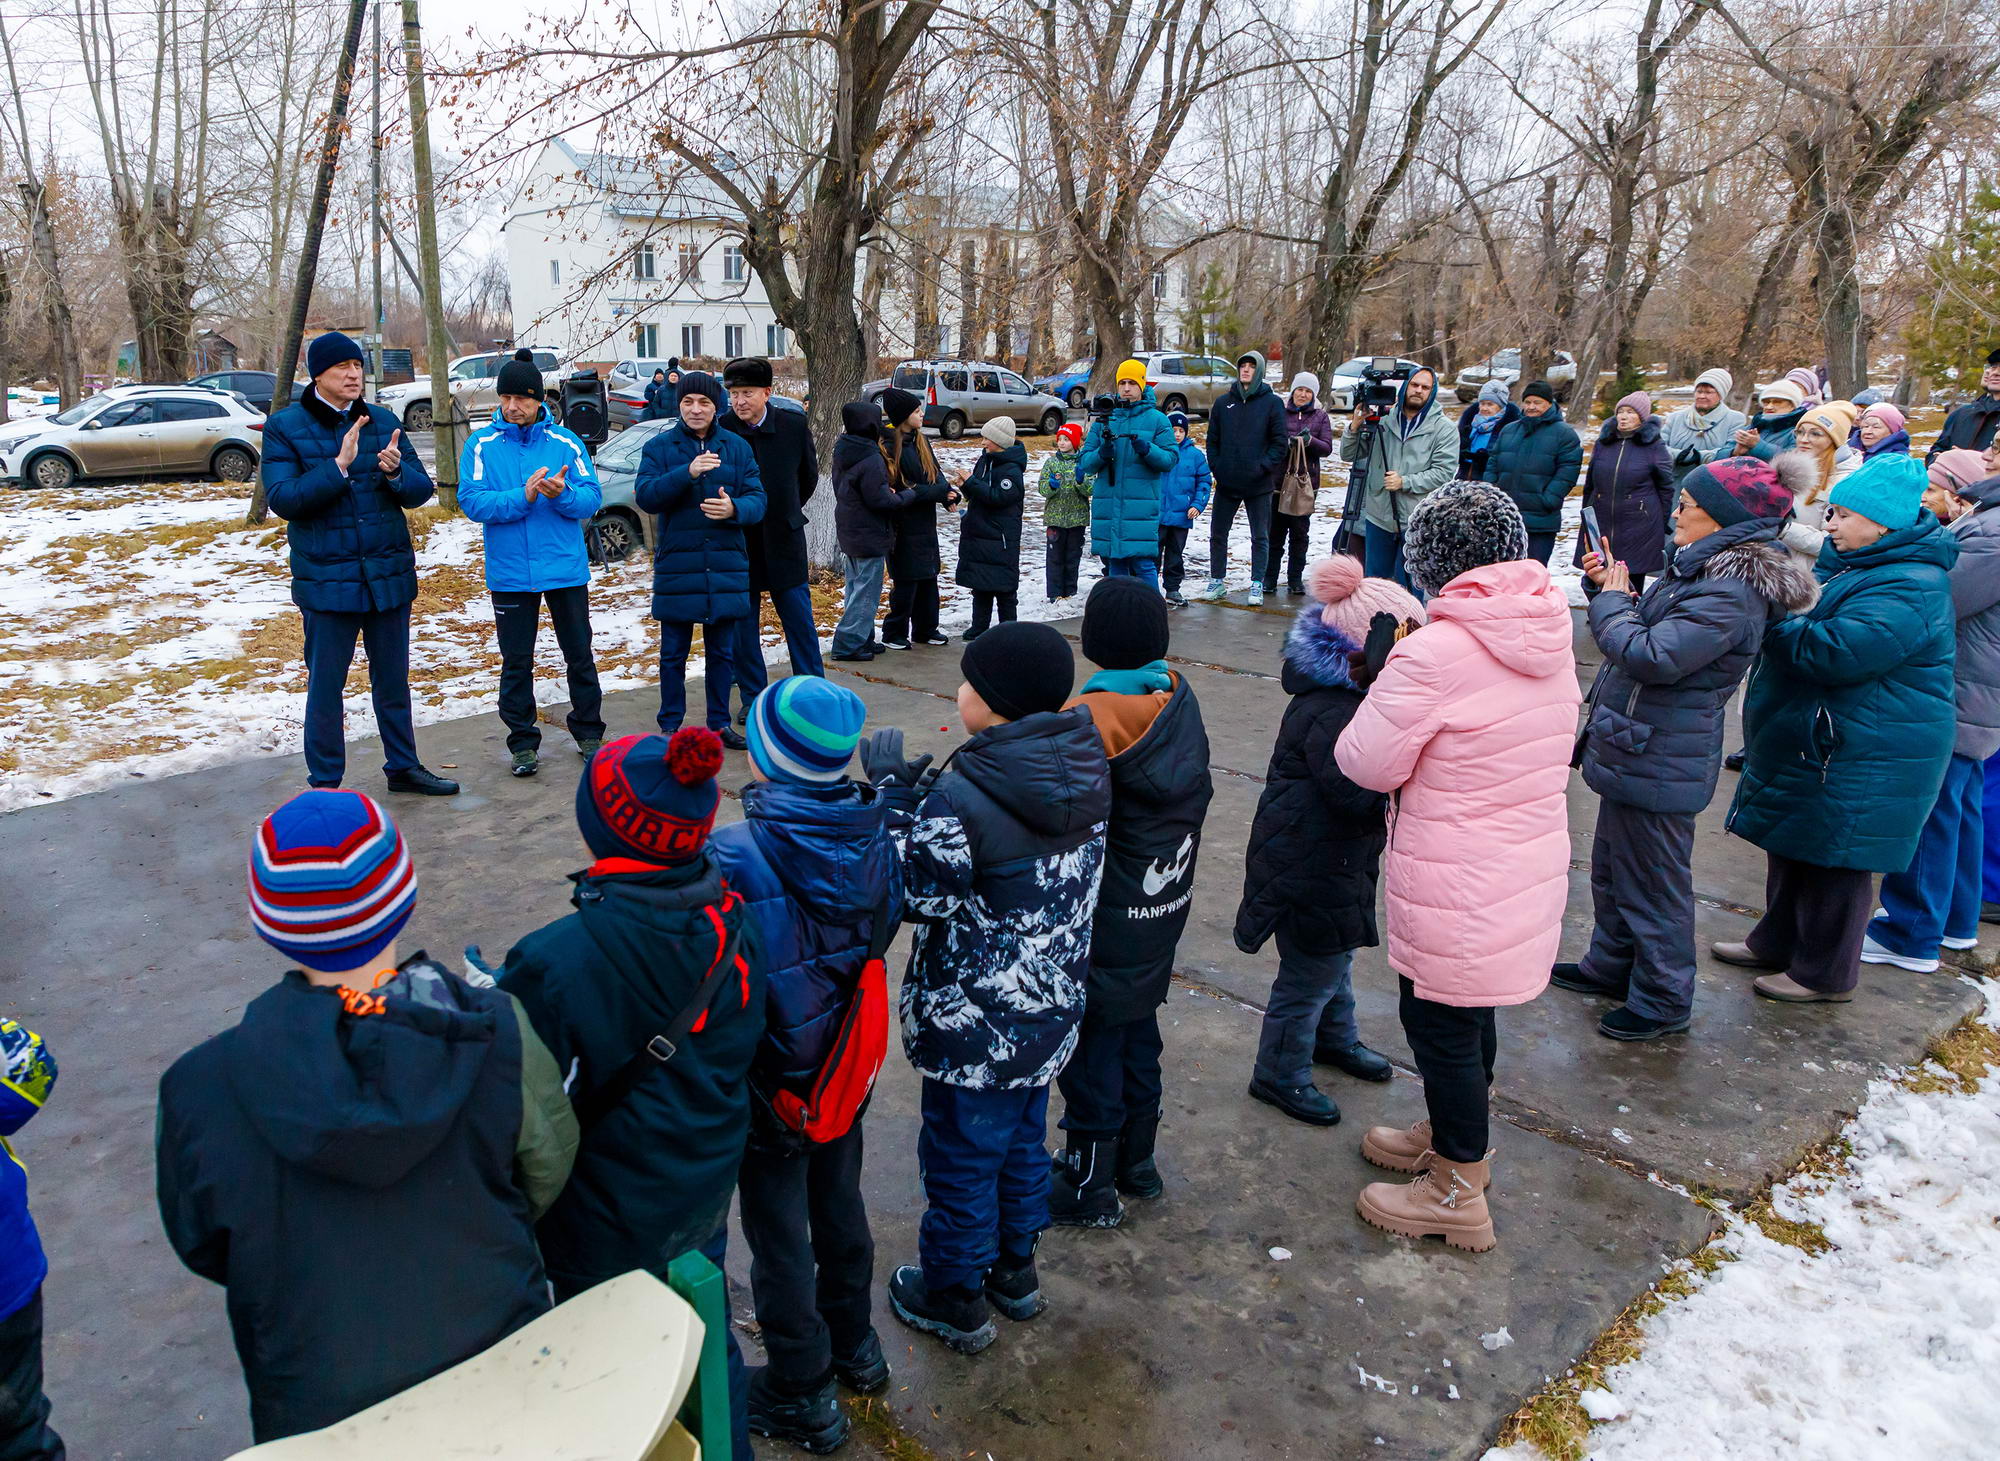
[1040,422,1093,601]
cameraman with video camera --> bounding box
[1338,364,1457,593]
[1481,379,1582,566]
[1079,361,1179,587]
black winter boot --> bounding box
[1116,1114,1164,1199]
[983,1239,1048,1321]
[1048,1135,1126,1228]
[831,1328,889,1394]
[888,1266,996,1355]
[746,1365,850,1454]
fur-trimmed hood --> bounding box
[1703,537,1821,614]
[1282,607,1363,692]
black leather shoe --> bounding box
[1723,749,1746,772]
[386,765,459,796]
[831,1328,890,1394]
[716,727,749,751]
[1247,1077,1341,1126]
[831,649,877,662]
[1314,1040,1393,1082]
[1598,1005,1691,1041]
[888,1266,996,1354]
[746,1366,849,1455]
[1550,962,1628,998]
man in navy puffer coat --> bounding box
[636,370,767,743]
[263,330,456,795]
[458,354,606,776]
[709,677,902,1452]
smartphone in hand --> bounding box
[1580,505,1605,562]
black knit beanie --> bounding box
[879,387,923,429]
[1402,481,1528,595]
[495,348,544,401]
[1520,379,1556,404]
[961,622,1075,723]
[1080,577,1169,670]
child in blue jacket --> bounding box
[1159,411,1212,606]
[0,1018,60,1460]
[458,352,607,777]
[709,676,902,1454]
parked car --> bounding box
[605,357,681,432]
[1322,356,1429,412]
[185,370,305,415]
[860,361,1069,440]
[588,416,666,561]
[1033,357,1097,409]
[376,349,565,431]
[0,384,264,490]
[1122,351,1241,415]
[1451,349,1576,404]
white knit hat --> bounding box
[980,415,1017,448]
[1289,372,1320,399]
[1694,367,1733,397]
[1755,378,1805,409]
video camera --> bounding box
[1089,392,1119,422]
[1353,357,1402,420]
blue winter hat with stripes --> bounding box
[746,676,867,784]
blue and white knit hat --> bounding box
[746,676,867,784]
[248,790,416,972]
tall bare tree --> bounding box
[1,11,82,405]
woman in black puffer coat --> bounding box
[1235,553,1425,1127]
[955,416,1029,640]
[877,387,955,648]
[1576,391,1676,591]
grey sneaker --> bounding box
[575,738,603,759]
[509,749,538,778]
[1201,578,1228,601]
[1247,584,1265,606]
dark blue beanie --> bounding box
[305,331,365,382]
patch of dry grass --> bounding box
[1904,1011,2000,1095]
[841,1395,943,1461]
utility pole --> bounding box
[402,0,458,511]
[247,0,369,524]
[369,0,384,403]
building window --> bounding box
[549,259,560,286]
[635,322,659,357]
[681,324,703,359]
[679,243,699,282]
[633,244,656,281]
[1151,265,1167,300]
[724,324,745,358]
[722,245,746,283]
[766,324,787,357]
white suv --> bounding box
[377,350,565,432]
[0,384,264,490]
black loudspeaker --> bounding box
[561,370,609,448]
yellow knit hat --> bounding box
[1115,359,1148,386]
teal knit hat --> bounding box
[747,676,867,784]
[1829,452,1929,532]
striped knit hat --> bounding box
[747,676,867,785]
[248,790,416,973]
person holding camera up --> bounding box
[1079,361,1178,588]
[1339,366,1458,594]
[636,369,768,748]
[1202,350,1288,604]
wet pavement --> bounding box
[0,598,1979,1459]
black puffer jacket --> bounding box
[833,410,916,560]
[722,405,819,593]
[498,857,762,1293]
[1575,415,1677,577]
[886,432,952,579]
[1582,517,1820,814]
[955,442,1028,593]
[1235,611,1388,958]
[1069,675,1214,1025]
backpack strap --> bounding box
[572,888,744,1131]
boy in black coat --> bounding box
[1049,578,1214,1225]
[1236,556,1421,1126]
[862,623,1111,1356]
[955,415,1029,640]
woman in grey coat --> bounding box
[1556,451,1819,1040]
[1658,368,1746,482]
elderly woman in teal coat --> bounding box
[1720,454,1958,1003]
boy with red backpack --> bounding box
[708,676,901,1454]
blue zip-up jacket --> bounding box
[263,393,436,614]
[0,1019,55,1322]
[635,417,768,624]
[458,408,603,593]
[1159,436,1212,524]
[708,778,903,1150]
[1079,387,1177,559]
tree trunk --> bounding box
[859,244,888,370]
[1726,200,1809,409]
[957,239,978,358]
[1813,206,1867,399]
[0,251,10,425]
[404,0,458,509]
[17,182,82,407]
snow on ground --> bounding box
[1484,979,2000,1461]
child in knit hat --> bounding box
[1159,410,1211,606]
[1046,579,1214,1226]
[708,678,903,1453]
[955,415,1029,640]
[861,621,1110,1356]
[1040,421,1093,602]
[1238,555,1423,1127]
[0,1016,61,1460]
[157,790,575,1443]
[496,726,762,1458]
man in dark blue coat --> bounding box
[262,331,457,795]
[636,369,767,748]
[1926,348,2000,463]
[1202,349,1288,602]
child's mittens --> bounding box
[0,1020,56,1134]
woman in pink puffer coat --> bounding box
[1335,480,1579,1254]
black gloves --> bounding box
[860,728,936,789]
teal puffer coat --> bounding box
[1726,514,1960,872]
[1079,388,1177,559]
